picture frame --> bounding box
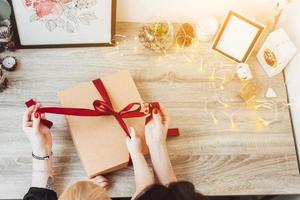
[212,11,265,63]
[8,0,116,48]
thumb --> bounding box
[152,108,161,124]
[33,112,41,132]
[126,136,130,146]
[129,127,136,138]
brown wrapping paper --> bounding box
[58,71,148,177]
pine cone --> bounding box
[0,69,8,93]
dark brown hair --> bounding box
[134,181,207,200]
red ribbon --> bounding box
[25,79,179,138]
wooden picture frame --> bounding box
[8,0,116,48]
[212,11,265,63]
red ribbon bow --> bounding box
[25,79,179,138]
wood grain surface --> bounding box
[0,22,300,199]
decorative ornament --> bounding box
[265,88,277,98]
[175,23,195,48]
[257,28,297,77]
[1,56,17,71]
[236,63,253,81]
[196,16,219,42]
[138,17,173,53]
[263,48,277,67]
[0,69,8,92]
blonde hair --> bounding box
[59,181,111,200]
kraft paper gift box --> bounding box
[58,71,148,177]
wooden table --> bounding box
[0,22,300,199]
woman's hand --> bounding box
[145,105,170,148]
[126,127,143,156]
[91,175,110,189]
[22,103,52,157]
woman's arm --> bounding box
[148,142,177,185]
[31,151,54,189]
[22,104,55,190]
[126,127,154,197]
[145,107,177,185]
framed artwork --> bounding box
[8,0,116,48]
[212,11,265,63]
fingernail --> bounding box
[153,108,159,114]
[34,112,39,118]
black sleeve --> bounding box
[23,187,58,200]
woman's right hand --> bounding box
[145,105,170,148]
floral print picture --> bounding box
[24,0,98,33]
[11,0,115,46]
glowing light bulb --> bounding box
[193,41,199,48]
[230,117,237,128]
[208,69,216,81]
[212,114,219,124]
[258,118,269,126]
[183,54,192,63]
[208,75,215,81]
[198,67,204,74]
[134,36,138,41]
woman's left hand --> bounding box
[126,127,143,156]
[22,103,52,157]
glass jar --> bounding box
[138,16,173,53]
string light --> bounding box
[216,99,228,108]
[208,68,216,81]
[199,57,204,73]
[230,116,237,128]
[183,52,192,63]
[212,114,219,124]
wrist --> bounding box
[130,151,144,160]
[32,146,52,158]
[148,142,167,152]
